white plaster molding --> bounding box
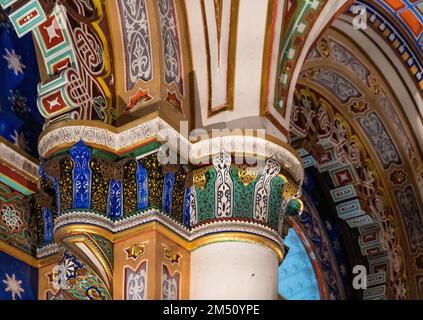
[39,118,304,182]
[36,242,60,259]
[0,140,39,180]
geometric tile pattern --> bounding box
[0,182,34,254]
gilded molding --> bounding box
[125,242,148,261]
[53,210,283,260]
[54,218,284,263]
[162,244,182,265]
[38,118,163,158]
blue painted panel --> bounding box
[0,250,38,300]
[0,7,43,158]
[162,172,175,215]
[136,161,148,210]
[107,179,123,219]
[183,187,191,227]
[42,207,53,244]
[70,140,92,209]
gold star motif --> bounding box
[125,242,148,261]
[390,170,406,185]
[162,245,181,265]
[47,272,56,283]
[350,101,368,114]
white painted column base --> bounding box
[190,241,279,300]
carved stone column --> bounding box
[185,141,304,299]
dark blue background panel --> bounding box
[0,7,43,158]
[0,250,38,300]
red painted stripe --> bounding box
[18,10,39,27]
[0,162,38,193]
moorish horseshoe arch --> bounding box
[290,85,404,299]
[289,16,423,298]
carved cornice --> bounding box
[0,138,39,181]
[38,118,304,183]
[190,135,304,182]
[38,118,164,158]
[36,242,60,259]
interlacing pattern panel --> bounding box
[213,153,233,218]
[290,86,409,299]
[125,261,147,300]
[297,31,423,298]
[195,168,216,223]
[3,0,115,124]
[158,0,183,95]
[230,166,258,219]
[118,0,153,89]
[253,159,281,223]
[0,182,35,254]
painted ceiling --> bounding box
[376,0,423,52]
[0,7,43,159]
